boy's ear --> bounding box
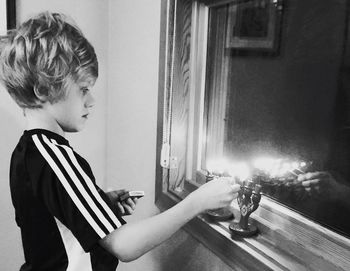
[33,86,49,102]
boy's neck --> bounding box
[24,108,65,137]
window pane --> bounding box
[203,0,350,237]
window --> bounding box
[203,0,350,237]
[156,0,350,269]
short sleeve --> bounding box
[26,133,125,252]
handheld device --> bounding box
[119,190,145,201]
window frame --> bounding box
[155,0,350,269]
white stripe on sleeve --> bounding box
[41,135,121,231]
[32,134,107,238]
[50,139,122,228]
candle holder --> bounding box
[229,181,262,237]
[205,173,234,221]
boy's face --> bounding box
[46,77,96,133]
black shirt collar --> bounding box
[24,129,69,146]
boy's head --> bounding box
[0,11,98,109]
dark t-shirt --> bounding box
[10,129,125,271]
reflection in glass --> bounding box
[203,0,350,237]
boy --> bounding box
[0,12,240,271]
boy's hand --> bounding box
[117,197,138,216]
[188,178,240,213]
[106,190,138,216]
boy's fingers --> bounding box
[125,198,136,210]
[230,184,241,193]
[116,189,127,196]
[232,192,239,200]
[122,203,134,215]
[117,201,125,215]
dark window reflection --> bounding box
[204,0,350,237]
[237,5,269,37]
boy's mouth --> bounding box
[82,114,89,119]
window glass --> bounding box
[202,0,350,237]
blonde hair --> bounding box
[0,11,98,108]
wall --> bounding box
[0,76,24,270]
[0,1,109,270]
[105,1,161,269]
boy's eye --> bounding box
[81,87,90,95]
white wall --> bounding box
[0,82,25,270]
[106,0,160,211]
[105,0,162,270]
[0,1,109,270]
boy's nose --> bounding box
[85,93,95,108]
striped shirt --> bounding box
[10,129,125,271]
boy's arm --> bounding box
[99,179,240,262]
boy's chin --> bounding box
[63,125,85,133]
